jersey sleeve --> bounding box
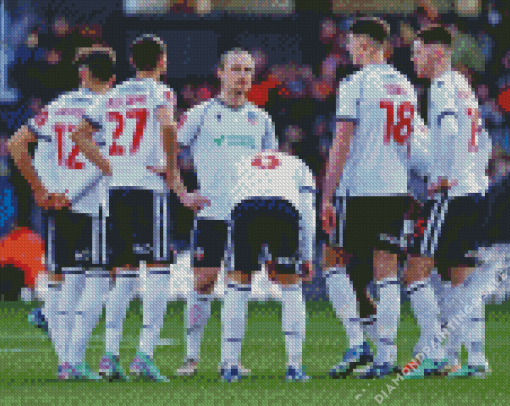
[336,72,362,122]
[83,96,105,131]
[177,103,207,147]
[262,113,277,151]
[154,85,177,121]
[430,84,459,183]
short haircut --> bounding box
[218,48,254,71]
[351,18,390,44]
[75,48,116,82]
[130,34,166,72]
[417,26,453,47]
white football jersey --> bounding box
[229,152,316,261]
[336,63,419,197]
[428,70,491,197]
[177,98,277,220]
[28,88,105,215]
[87,77,177,192]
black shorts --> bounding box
[107,188,173,269]
[44,208,105,273]
[482,174,510,246]
[336,196,411,318]
[192,198,301,274]
[231,198,301,273]
[412,195,482,281]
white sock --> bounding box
[105,269,138,356]
[139,268,170,358]
[464,289,486,366]
[185,291,212,362]
[57,269,86,364]
[374,277,400,365]
[68,268,110,364]
[325,268,365,347]
[282,283,306,368]
[221,282,250,367]
[408,278,444,361]
[43,280,62,348]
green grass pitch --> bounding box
[1,300,509,406]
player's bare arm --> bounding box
[70,119,112,176]
[8,125,69,210]
[321,120,355,235]
[157,105,210,212]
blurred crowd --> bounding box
[0,4,509,241]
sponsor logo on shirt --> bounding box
[247,112,258,125]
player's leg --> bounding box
[52,209,100,379]
[324,196,373,378]
[402,199,447,378]
[176,219,226,376]
[133,191,172,382]
[68,210,111,378]
[435,196,493,378]
[262,199,309,381]
[220,200,266,382]
[102,189,140,379]
[356,197,409,379]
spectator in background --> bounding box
[281,125,305,157]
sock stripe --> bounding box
[376,279,400,289]
[115,273,139,278]
[148,270,170,275]
[226,338,242,343]
[284,331,300,336]
[407,282,429,294]
[227,283,251,292]
[469,317,485,322]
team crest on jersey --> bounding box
[384,84,407,96]
[247,112,258,126]
[216,114,222,122]
[165,91,176,106]
[34,110,48,127]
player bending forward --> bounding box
[8,48,116,380]
[217,151,316,382]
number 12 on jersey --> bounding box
[380,101,414,145]
[107,108,148,156]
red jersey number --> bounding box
[54,123,84,170]
[107,108,149,157]
[380,101,414,145]
[467,108,480,153]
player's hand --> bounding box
[147,166,168,179]
[300,260,314,282]
[48,193,72,210]
[181,192,211,212]
[321,201,336,237]
[34,189,52,210]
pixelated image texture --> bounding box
[1,0,510,404]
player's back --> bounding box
[30,88,104,211]
[429,70,490,195]
[231,152,315,212]
[93,77,175,191]
[339,63,418,196]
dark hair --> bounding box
[417,26,453,47]
[77,51,115,82]
[351,19,389,44]
[130,35,166,72]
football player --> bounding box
[217,151,316,382]
[406,25,494,378]
[322,18,421,378]
[69,35,206,382]
[175,48,279,379]
[8,47,116,380]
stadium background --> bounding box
[0,0,509,301]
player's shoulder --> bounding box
[451,71,478,104]
[338,69,364,88]
[186,99,217,118]
[245,102,272,123]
